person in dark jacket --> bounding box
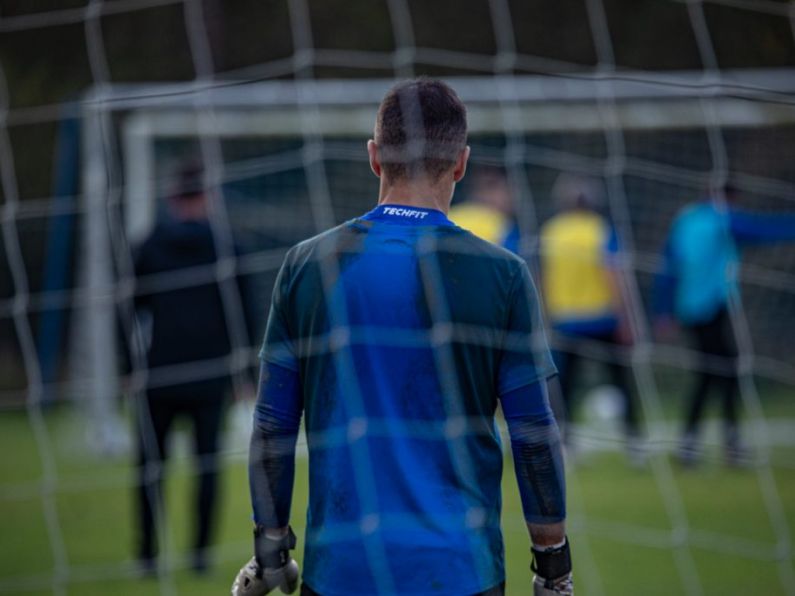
[133,164,250,572]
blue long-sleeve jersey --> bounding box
[654,201,795,325]
[249,204,564,596]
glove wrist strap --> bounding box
[254,525,297,570]
[531,536,572,587]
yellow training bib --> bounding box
[540,211,616,322]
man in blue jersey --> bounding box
[654,184,795,466]
[232,79,572,595]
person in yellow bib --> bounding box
[539,174,641,462]
[449,167,520,254]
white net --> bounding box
[1,0,794,594]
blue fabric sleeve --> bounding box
[249,360,302,528]
[259,259,299,371]
[501,377,566,524]
[253,360,302,428]
[602,225,621,272]
[502,223,521,255]
[497,264,557,395]
[604,224,619,262]
[652,234,677,318]
[605,227,620,255]
[729,211,795,245]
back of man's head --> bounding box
[710,181,739,204]
[470,166,514,215]
[375,78,468,182]
[168,161,208,221]
[551,173,604,213]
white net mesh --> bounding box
[1,0,794,594]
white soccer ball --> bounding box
[583,385,624,422]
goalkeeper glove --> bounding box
[532,537,573,595]
[231,526,299,596]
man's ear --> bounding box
[452,146,470,182]
[367,140,382,178]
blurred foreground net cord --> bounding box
[0,0,794,594]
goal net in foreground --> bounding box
[2,1,795,595]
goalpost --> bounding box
[76,70,795,433]
[113,71,795,243]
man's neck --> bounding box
[377,178,453,214]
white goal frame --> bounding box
[78,69,795,448]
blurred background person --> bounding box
[449,166,521,254]
[654,183,795,467]
[132,163,251,573]
[539,174,642,463]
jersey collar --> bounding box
[360,204,455,227]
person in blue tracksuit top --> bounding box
[654,184,795,466]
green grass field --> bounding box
[1,390,794,596]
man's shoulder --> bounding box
[442,226,526,274]
[672,202,724,234]
[287,219,522,262]
[283,221,359,268]
[134,223,171,264]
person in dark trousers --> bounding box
[539,174,641,464]
[654,184,795,466]
[133,164,250,573]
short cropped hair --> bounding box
[375,78,468,181]
[552,173,604,212]
[172,161,205,201]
